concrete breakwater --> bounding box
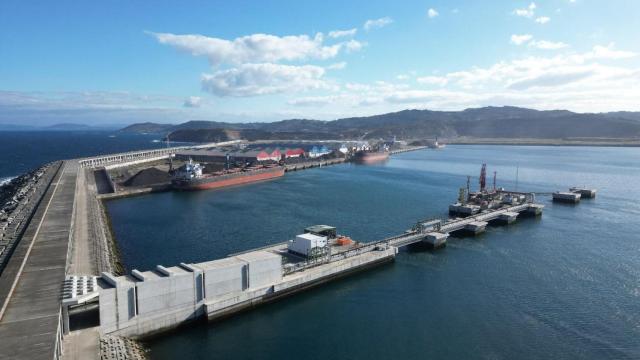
[0,161,77,360]
[0,161,62,274]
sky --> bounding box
[1,0,639,126]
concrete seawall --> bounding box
[98,247,397,339]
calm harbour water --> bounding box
[105,145,640,360]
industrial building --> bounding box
[308,146,331,158]
[288,233,328,258]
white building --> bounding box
[288,233,328,258]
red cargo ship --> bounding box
[353,150,390,164]
[172,160,284,191]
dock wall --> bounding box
[98,247,396,338]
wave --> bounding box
[0,176,16,187]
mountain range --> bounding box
[120,106,640,142]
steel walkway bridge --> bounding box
[285,202,543,275]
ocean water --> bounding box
[0,131,167,181]
[106,145,640,360]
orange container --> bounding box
[336,236,354,246]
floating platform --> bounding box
[570,187,597,199]
[553,192,581,203]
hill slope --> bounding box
[119,106,640,142]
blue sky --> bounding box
[1,0,639,125]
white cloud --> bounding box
[428,8,439,18]
[150,29,366,98]
[535,16,550,24]
[514,2,537,18]
[507,69,594,90]
[344,39,365,52]
[201,63,330,97]
[396,74,409,80]
[363,17,393,31]
[417,76,448,86]
[510,34,533,45]
[328,28,357,38]
[588,43,637,60]
[149,31,361,65]
[327,62,347,70]
[183,96,202,107]
[323,44,640,113]
[529,40,568,50]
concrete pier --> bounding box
[553,192,581,203]
[422,232,449,248]
[93,200,545,339]
[462,221,488,235]
[496,211,518,224]
[388,146,428,155]
[97,245,397,338]
[525,204,544,216]
[284,158,346,172]
[570,187,597,198]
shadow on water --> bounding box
[141,261,395,347]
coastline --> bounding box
[446,137,640,147]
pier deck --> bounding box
[0,161,78,360]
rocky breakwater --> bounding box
[0,161,62,272]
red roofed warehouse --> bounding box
[256,151,271,162]
[285,148,305,158]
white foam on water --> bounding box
[0,176,16,187]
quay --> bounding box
[389,145,428,155]
[284,158,346,171]
[95,145,428,200]
[94,199,544,339]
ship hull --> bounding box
[354,152,389,164]
[172,167,285,191]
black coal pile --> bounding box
[123,168,170,187]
